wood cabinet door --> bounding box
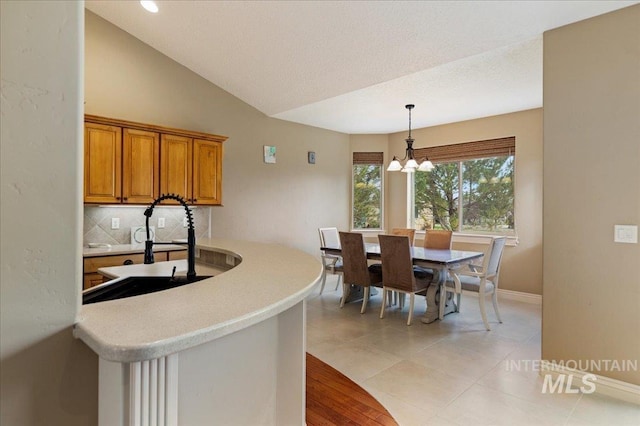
[84,123,122,203]
[160,134,192,204]
[122,128,160,204]
[83,273,106,290]
[192,139,222,205]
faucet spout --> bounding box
[143,193,197,280]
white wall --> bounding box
[1,2,98,424]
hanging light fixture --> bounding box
[387,104,434,173]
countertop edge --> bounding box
[74,238,323,362]
[73,276,320,363]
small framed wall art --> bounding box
[264,145,276,164]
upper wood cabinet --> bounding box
[84,115,226,206]
[160,136,223,205]
[160,134,192,204]
[193,139,222,205]
[84,122,122,203]
[122,128,160,204]
[84,122,159,204]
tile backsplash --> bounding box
[83,206,210,246]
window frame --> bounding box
[408,141,517,238]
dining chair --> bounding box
[338,232,383,314]
[391,228,416,245]
[378,234,432,325]
[318,227,343,294]
[423,229,453,249]
[440,236,507,330]
[414,229,454,279]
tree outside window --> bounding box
[413,155,514,233]
[353,164,382,229]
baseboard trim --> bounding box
[497,289,542,304]
[540,366,640,405]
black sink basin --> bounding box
[83,275,213,305]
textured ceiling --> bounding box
[85,1,638,134]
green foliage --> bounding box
[414,156,514,233]
[415,163,459,230]
[352,165,381,229]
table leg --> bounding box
[421,268,456,324]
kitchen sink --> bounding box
[83,275,213,305]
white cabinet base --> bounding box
[99,301,306,426]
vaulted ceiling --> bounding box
[86,1,638,134]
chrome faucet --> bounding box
[143,193,196,280]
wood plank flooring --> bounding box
[306,353,398,426]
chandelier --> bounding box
[387,104,434,173]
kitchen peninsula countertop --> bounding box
[74,238,322,363]
[83,243,187,258]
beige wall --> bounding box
[543,5,640,385]
[0,2,98,425]
[85,11,351,256]
[372,109,543,295]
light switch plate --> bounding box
[614,225,638,244]
[111,218,120,230]
[157,217,165,228]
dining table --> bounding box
[321,242,484,323]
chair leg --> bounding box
[479,292,491,331]
[438,285,446,320]
[492,291,503,323]
[335,274,342,291]
[340,283,350,308]
[407,294,415,325]
[380,289,388,319]
[319,268,327,294]
[360,287,370,314]
[455,293,462,312]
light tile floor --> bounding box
[305,277,640,426]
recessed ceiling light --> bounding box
[140,1,159,13]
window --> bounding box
[352,152,383,229]
[411,137,515,234]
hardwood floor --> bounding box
[306,353,398,426]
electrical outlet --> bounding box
[183,217,188,228]
[157,218,165,229]
[111,218,120,230]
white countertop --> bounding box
[73,238,322,363]
[83,243,186,258]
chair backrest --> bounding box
[319,227,340,249]
[339,232,372,286]
[423,230,453,249]
[391,228,416,245]
[483,237,507,279]
[378,234,415,292]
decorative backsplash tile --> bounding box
[83,206,210,246]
